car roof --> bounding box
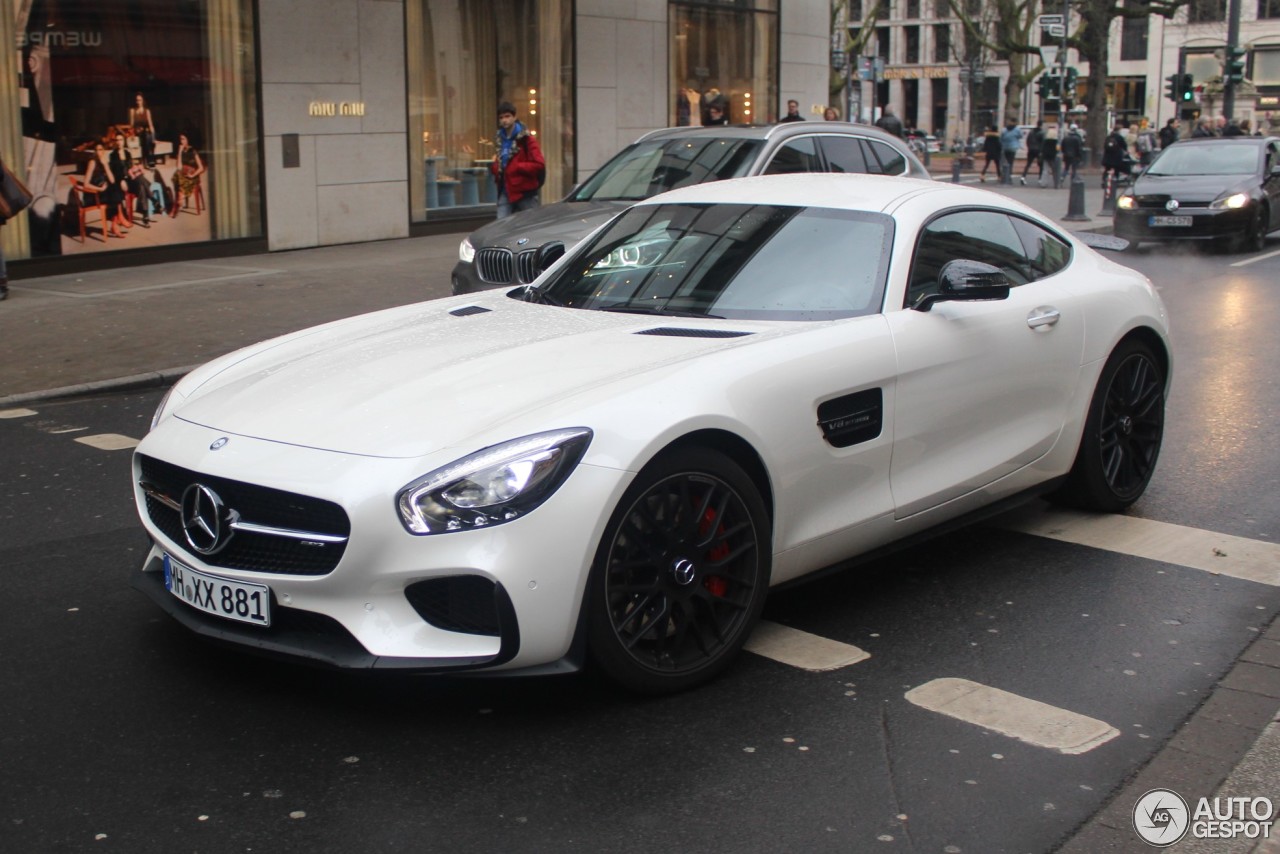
[639,171,972,213]
[1171,136,1278,147]
[634,121,913,148]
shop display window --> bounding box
[0,0,260,261]
[670,1,778,127]
[406,0,573,221]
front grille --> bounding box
[476,247,540,285]
[1132,196,1210,210]
[138,454,350,576]
[405,576,501,636]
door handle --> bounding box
[1027,306,1061,329]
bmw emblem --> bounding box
[210,437,229,450]
[516,238,529,246]
[1165,199,1180,212]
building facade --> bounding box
[0,0,829,273]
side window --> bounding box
[819,135,870,173]
[763,137,821,175]
[1010,217,1072,278]
[867,140,907,175]
[906,211,1032,308]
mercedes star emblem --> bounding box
[210,437,229,450]
[181,484,232,555]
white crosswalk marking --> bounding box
[0,408,37,419]
[75,433,140,451]
[905,677,1121,754]
[744,620,871,671]
[996,505,1280,587]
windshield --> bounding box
[567,137,763,202]
[1148,144,1258,176]
[532,203,893,322]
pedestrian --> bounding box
[875,106,905,138]
[823,106,840,121]
[1222,117,1245,137]
[1060,123,1084,184]
[1239,118,1256,136]
[1020,121,1043,185]
[999,121,1022,184]
[491,100,545,220]
[1102,122,1132,187]
[778,99,804,123]
[1040,125,1061,189]
[1158,118,1179,150]
[979,125,1002,182]
[1134,121,1158,167]
[1191,118,1214,138]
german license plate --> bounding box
[1149,215,1192,227]
[164,554,270,627]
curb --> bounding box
[0,365,197,409]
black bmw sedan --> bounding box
[1113,136,1280,252]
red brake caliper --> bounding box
[700,506,730,597]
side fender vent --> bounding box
[817,388,883,448]
[449,305,492,317]
[635,327,752,339]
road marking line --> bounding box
[1230,247,1280,267]
[744,620,871,671]
[0,408,37,419]
[75,433,140,451]
[996,506,1279,587]
[906,677,1120,754]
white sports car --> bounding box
[133,174,1171,694]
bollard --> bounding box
[1063,173,1089,222]
[951,156,962,184]
[1098,170,1116,216]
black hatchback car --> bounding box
[1113,136,1280,252]
[450,122,930,294]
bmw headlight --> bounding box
[1210,192,1250,210]
[1117,194,1136,210]
[397,428,592,535]
[459,237,476,264]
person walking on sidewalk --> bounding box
[1158,118,1179,150]
[979,126,1002,182]
[1040,125,1061,188]
[875,106,904,138]
[1061,123,1084,184]
[1020,121,1044,185]
[491,101,546,219]
[999,122,1023,185]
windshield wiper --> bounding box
[598,305,723,319]
[521,286,564,306]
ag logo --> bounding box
[1133,788,1190,846]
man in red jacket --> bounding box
[492,101,546,219]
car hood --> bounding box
[172,297,777,459]
[1131,172,1253,203]
[466,200,630,251]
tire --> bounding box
[586,447,771,695]
[1236,207,1269,253]
[1051,340,1165,512]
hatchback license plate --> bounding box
[1149,215,1192,227]
[164,554,271,627]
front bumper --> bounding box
[132,418,630,673]
[1113,203,1256,242]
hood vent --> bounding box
[636,327,752,339]
[449,305,492,317]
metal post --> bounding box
[1223,0,1242,121]
[1059,0,1069,134]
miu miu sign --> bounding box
[308,101,366,117]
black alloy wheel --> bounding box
[587,448,770,694]
[1052,340,1165,512]
[1244,207,1269,253]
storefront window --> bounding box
[406,0,573,222]
[0,0,260,262]
[670,1,777,126]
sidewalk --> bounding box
[0,178,1275,852]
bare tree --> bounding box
[831,0,886,111]
[948,0,1046,125]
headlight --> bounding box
[1116,194,1136,210]
[397,428,592,534]
[1209,192,1250,210]
[149,384,179,432]
[459,238,476,264]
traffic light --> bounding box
[1165,74,1179,102]
[1180,73,1195,102]
[1224,47,1246,85]
[1036,76,1050,99]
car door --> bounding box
[885,209,1083,519]
[1265,141,1280,232]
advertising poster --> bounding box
[16,0,214,256]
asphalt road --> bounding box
[1,241,1277,854]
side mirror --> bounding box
[913,260,1012,311]
[535,241,566,274]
